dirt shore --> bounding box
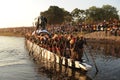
[84,31,120,44]
[0,32,24,37]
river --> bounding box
[0,36,120,80]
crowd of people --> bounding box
[47,20,120,36]
[26,16,120,62]
[25,16,88,62]
[26,32,87,62]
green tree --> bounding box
[40,6,67,24]
[102,5,119,20]
[71,8,86,23]
[86,6,100,23]
[63,10,72,23]
[86,5,119,23]
[40,5,119,25]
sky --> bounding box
[0,0,120,28]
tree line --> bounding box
[40,5,119,25]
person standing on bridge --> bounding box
[36,16,47,30]
[73,35,87,62]
[33,15,48,35]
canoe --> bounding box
[25,39,92,71]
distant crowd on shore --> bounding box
[46,20,120,36]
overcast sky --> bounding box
[0,0,120,28]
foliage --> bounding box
[102,5,119,20]
[40,6,71,25]
[85,5,119,24]
[39,5,119,25]
[71,8,86,23]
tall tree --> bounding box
[40,5,119,25]
[41,6,69,25]
[86,6,98,23]
[63,10,72,23]
[102,5,119,20]
[86,5,119,23]
[71,8,86,23]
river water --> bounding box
[0,36,120,80]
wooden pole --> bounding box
[89,48,99,72]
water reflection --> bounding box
[86,42,120,80]
[33,57,92,80]
[88,42,120,58]
[28,41,120,80]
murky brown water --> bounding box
[0,36,47,80]
[0,36,120,80]
[86,42,120,80]
[31,41,120,80]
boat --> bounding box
[25,34,92,71]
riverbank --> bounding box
[0,32,24,37]
[0,27,34,37]
[0,27,120,43]
[84,31,120,44]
